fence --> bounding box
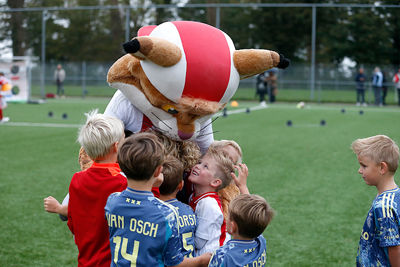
[28,60,399,105]
[3,3,399,104]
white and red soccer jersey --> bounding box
[189,192,230,255]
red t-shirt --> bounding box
[67,162,127,267]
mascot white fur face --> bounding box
[107,21,289,141]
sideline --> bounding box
[2,103,399,128]
[1,122,81,128]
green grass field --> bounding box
[1,97,400,266]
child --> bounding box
[210,140,249,218]
[67,110,127,267]
[209,194,274,266]
[105,132,210,266]
[159,156,197,258]
[188,146,235,255]
[352,135,400,266]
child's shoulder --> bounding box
[168,199,195,214]
[372,188,400,214]
[106,191,124,203]
[152,198,180,221]
[196,194,221,209]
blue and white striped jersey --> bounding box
[357,187,400,267]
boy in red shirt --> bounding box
[67,110,127,267]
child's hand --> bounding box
[44,196,62,214]
[231,163,249,194]
[198,252,212,265]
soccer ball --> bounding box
[296,101,305,109]
[230,100,239,107]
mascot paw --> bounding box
[277,54,290,69]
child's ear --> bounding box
[227,218,238,235]
[380,161,389,175]
[154,165,163,178]
[112,142,119,153]
[177,180,184,191]
[210,178,222,189]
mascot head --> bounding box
[107,21,289,141]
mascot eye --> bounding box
[162,104,179,115]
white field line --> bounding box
[214,105,267,117]
[1,103,399,128]
[1,122,81,128]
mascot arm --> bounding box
[104,91,143,133]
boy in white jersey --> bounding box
[188,146,235,255]
[105,132,210,267]
[159,156,197,258]
[352,135,400,266]
[209,194,274,267]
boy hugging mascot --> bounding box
[80,20,289,204]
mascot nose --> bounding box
[178,130,193,140]
[123,39,140,53]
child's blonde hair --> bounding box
[77,110,124,160]
[206,147,234,191]
[351,135,399,173]
[229,194,274,239]
[210,140,243,164]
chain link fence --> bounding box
[29,60,399,105]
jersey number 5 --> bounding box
[182,232,194,258]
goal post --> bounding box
[0,56,34,103]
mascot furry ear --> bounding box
[107,21,289,143]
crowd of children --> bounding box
[44,110,400,266]
[44,110,273,267]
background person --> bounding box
[256,71,268,107]
[54,64,66,98]
[355,67,367,106]
[0,72,11,122]
[266,70,278,103]
[393,68,400,106]
[372,67,383,106]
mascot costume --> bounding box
[79,20,289,208]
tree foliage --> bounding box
[1,0,400,67]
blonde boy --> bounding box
[352,135,400,266]
[55,110,126,267]
[209,194,274,267]
[188,147,235,255]
[210,140,249,219]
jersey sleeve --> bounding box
[194,198,224,254]
[374,197,400,247]
[104,91,143,133]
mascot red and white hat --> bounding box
[138,21,239,104]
